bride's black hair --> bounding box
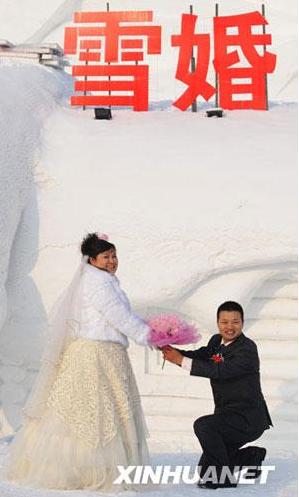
[81,233,115,258]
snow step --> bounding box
[245,319,297,339]
[146,415,198,433]
[256,280,297,299]
[146,402,297,433]
[261,359,297,380]
[142,396,213,417]
[142,396,296,422]
[246,298,297,320]
[255,340,297,359]
[259,378,297,401]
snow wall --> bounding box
[0,0,297,456]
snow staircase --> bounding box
[136,274,298,453]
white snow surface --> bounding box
[0,66,73,430]
[0,62,296,444]
[0,439,297,497]
[0,65,72,330]
[34,101,297,315]
[0,0,297,490]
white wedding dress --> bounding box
[5,261,150,491]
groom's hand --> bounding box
[162,346,183,366]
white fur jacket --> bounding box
[78,263,149,347]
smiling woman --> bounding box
[4,233,151,492]
[82,234,119,274]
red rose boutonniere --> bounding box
[211,353,224,364]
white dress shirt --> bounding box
[78,264,150,347]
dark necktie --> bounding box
[218,344,226,355]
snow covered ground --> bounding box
[0,438,297,497]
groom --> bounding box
[162,301,272,489]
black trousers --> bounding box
[193,412,265,481]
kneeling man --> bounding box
[163,301,272,489]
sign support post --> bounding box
[215,3,219,108]
[190,5,197,113]
[262,3,269,110]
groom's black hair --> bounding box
[217,301,244,323]
[81,233,115,258]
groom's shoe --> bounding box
[197,481,219,489]
[243,447,266,479]
[197,481,237,489]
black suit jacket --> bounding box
[181,333,273,433]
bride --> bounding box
[5,233,151,491]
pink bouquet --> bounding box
[147,314,200,348]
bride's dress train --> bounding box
[5,339,149,491]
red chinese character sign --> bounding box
[64,11,161,111]
[171,13,215,111]
[213,12,277,109]
[64,9,276,112]
[171,11,276,111]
